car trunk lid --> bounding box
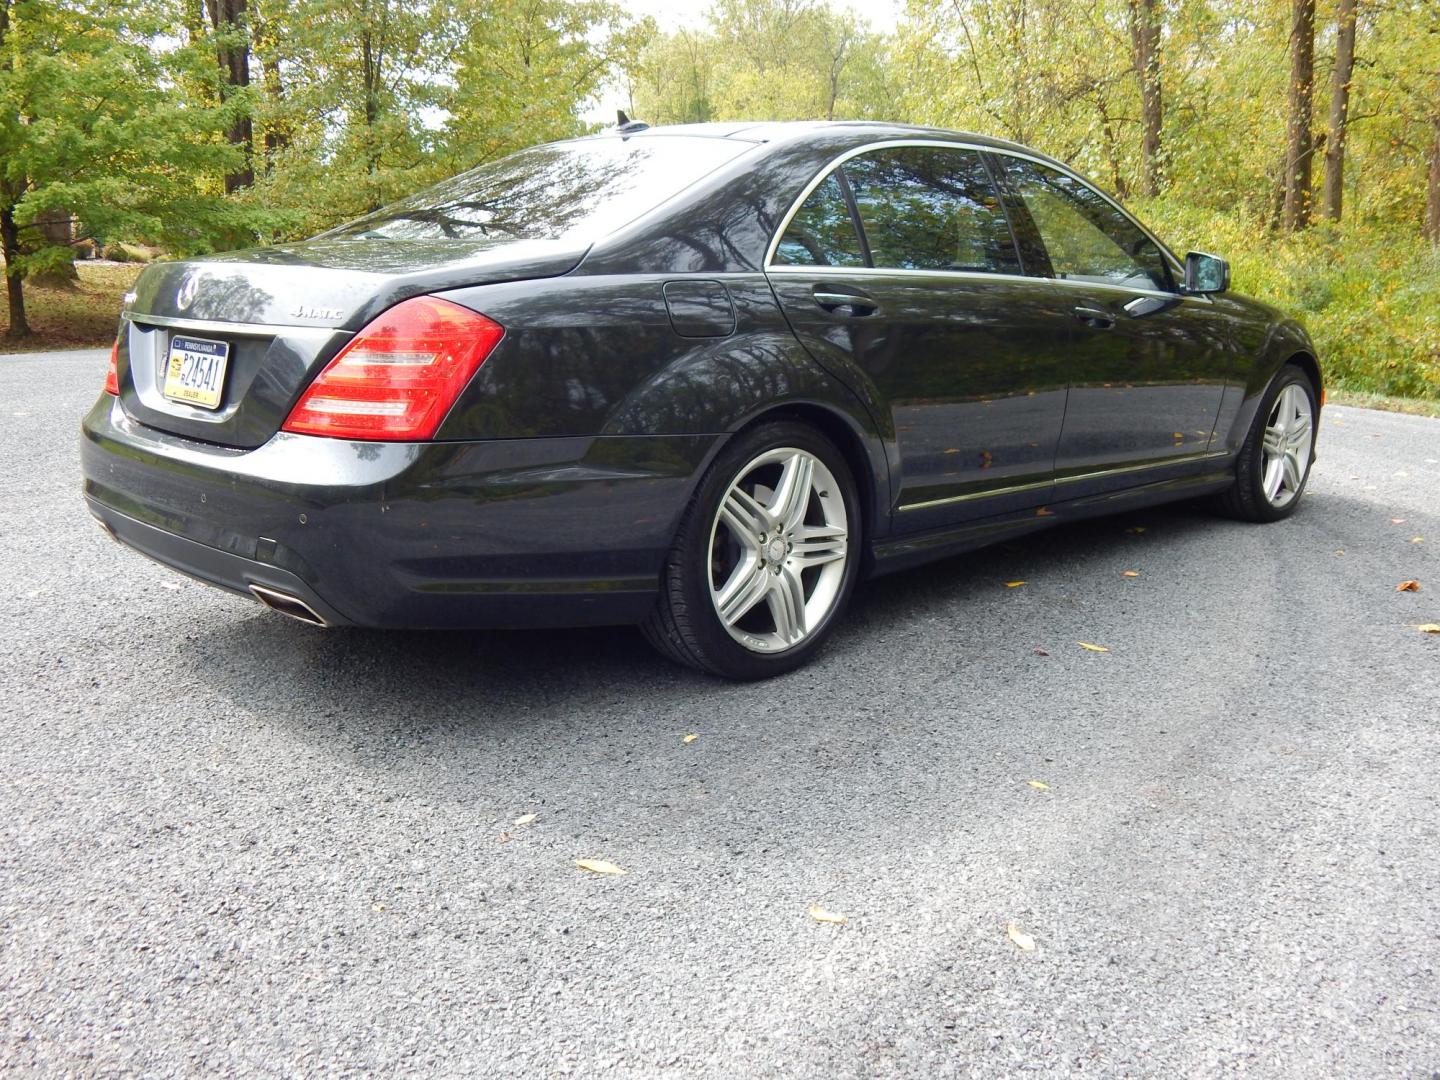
[117,236,585,449]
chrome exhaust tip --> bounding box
[248,584,328,627]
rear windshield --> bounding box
[321,136,750,244]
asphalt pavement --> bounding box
[2,349,1438,1078]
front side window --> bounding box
[772,172,866,267]
[841,147,1020,275]
[995,158,1172,291]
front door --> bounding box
[989,155,1230,494]
[766,144,1072,528]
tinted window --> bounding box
[841,147,1019,274]
[997,158,1172,291]
[323,137,748,244]
[773,173,866,267]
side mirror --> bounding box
[1184,251,1230,294]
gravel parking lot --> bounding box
[3,349,1438,1078]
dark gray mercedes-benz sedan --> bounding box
[82,119,1321,679]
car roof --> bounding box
[593,119,1046,160]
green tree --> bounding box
[629,0,895,125]
[0,0,252,338]
[240,0,640,237]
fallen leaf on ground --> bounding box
[1007,922,1036,951]
[513,813,537,826]
[683,733,699,744]
[1334,550,1345,556]
[1412,537,1425,544]
[576,859,627,876]
[1077,641,1110,653]
[1126,526,1146,534]
[1416,624,1440,635]
[1005,580,1027,588]
[1027,780,1050,791]
[1122,570,1141,578]
[808,904,848,925]
[1032,647,1050,657]
[1397,580,1421,593]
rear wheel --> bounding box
[643,421,862,679]
[1213,363,1317,522]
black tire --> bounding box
[642,420,863,680]
[1212,363,1317,523]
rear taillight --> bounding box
[281,296,504,441]
[104,336,119,395]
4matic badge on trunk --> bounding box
[162,335,230,410]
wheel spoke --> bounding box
[1282,451,1302,493]
[1286,415,1311,448]
[769,452,815,531]
[721,486,771,543]
[1281,386,1301,428]
[717,558,770,626]
[766,566,807,643]
[789,523,847,568]
[1262,457,1285,501]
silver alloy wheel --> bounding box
[1260,383,1314,508]
[707,447,849,653]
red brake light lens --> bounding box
[104,336,120,395]
[281,296,504,441]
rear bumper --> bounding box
[81,395,719,628]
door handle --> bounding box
[814,289,879,316]
[1073,304,1115,329]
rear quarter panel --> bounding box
[434,272,893,536]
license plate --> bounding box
[163,335,230,410]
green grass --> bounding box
[1135,201,1440,403]
[0,261,142,353]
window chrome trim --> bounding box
[765,263,1045,289]
[762,138,1187,290]
[895,450,1230,513]
[765,262,1205,305]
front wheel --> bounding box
[1213,363,1317,522]
[643,421,862,679]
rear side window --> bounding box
[993,157,1173,291]
[773,173,866,268]
[323,136,749,244]
[842,147,1020,274]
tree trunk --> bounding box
[1426,114,1440,247]
[1129,0,1163,197]
[253,0,290,158]
[1283,0,1317,230]
[1100,110,1129,199]
[206,0,254,193]
[1,207,31,339]
[1322,0,1357,222]
[0,5,27,338]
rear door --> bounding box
[765,144,1072,528]
[988,154,1231,493]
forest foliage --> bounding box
[1,0,1437,397]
